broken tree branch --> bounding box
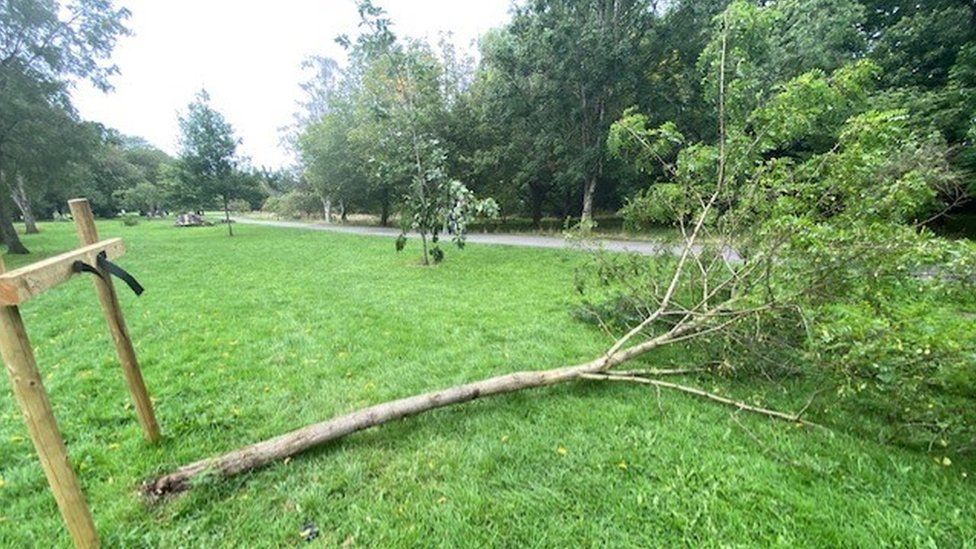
[579,373,825,429]
[606,368,708,377]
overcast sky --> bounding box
[71,0,513,169]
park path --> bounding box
[231,216,692,256]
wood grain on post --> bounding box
[68,199,160,443]
[0,257,99,548]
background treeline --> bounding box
[0,0,277,253]
[288,0,976,230]
[3,0,974,250]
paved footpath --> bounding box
[231,217,691,256]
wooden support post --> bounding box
[0,256,99,548]
[68,199,160,443]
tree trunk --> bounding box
[224,198,233,237]
[380,191,390,227]
[560,187,573,219]
[321,195,332,224]
[0,191,28,254]
[420,231,430,266]
[581,177,597,226]
[340,201,347,222]
[142,352,625,499]
[530,183,545,229]
[140,310,724,501]
[11,175,38,234]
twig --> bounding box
[794,389,823,421]
[604,368,707,377]
[580,373,827,429]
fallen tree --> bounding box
[143,21,788,500]
[144,304,791,499]
[143,15,975,498]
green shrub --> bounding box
[228,198,251,214]
[262,190,321,219]
[120,213,140,226]
[261,195,281,214]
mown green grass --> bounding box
[0,220,974,547]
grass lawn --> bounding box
[0,219,974,547]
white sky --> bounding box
[71,0,514,169]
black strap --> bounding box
[72,260,105,281]
[72,254,145,296]
[97,251,145,296]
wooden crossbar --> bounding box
[0,238,125,306]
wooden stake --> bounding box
[0,256,99,548]
[68,199,160,443]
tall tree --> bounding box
[639,0,730,143]
[334,1,497,263]
[338,2,452,228]
[293,55,368,222]
[868,2,975,90]
[176,90,242,236]
[484,0,656,226]
[2,93,84,233]
[298,108,360,222]
[295,55,342,126]
[0,0,129,253]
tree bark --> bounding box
[321,195,331,224]
[380,191,390,227]
[581,176,597,226]
[223,197,233,237]
[143,356,615,499]
[0,171,28,253]
[11,175,38,234]
[530,182,545,229]
[0,187,28,254]
[420,230,430,265]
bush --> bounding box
[262,190,321,219]
[120,213,140,226]
[228,199,251,214]
[261,195,282,214]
